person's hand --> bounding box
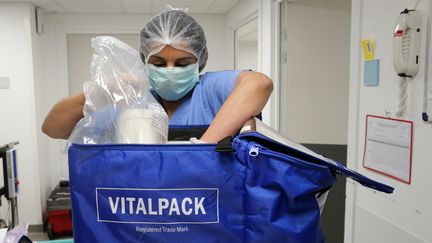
[240,118,256,134]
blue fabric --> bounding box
[68,132,393,243]
[168,70,241,125]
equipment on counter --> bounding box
[0,141,19,229]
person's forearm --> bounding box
[42,92,85,139]
[200,71,273,143]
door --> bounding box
[278,1,351,242]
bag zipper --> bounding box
[247,142,330,171]
[249,144,260,157]
[69,143,217,152]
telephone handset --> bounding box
[393,9,421,77]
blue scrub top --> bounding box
[155,70,242,126]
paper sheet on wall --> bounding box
[363,115,413,184]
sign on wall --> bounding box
[363,115,413,184]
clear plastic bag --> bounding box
[69,36,168,144]
[3,223,29,243]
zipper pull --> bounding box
[249,145,260,157]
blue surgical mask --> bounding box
[146,63,199,101]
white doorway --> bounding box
[234,17,258,71]
[278,0,350,145]
[278,0,351,242]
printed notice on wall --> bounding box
[363,115,413,184]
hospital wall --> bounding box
[0,3,43,225]
[237,41,258,71]
[345,0,432,242]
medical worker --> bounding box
[42,9,273,143]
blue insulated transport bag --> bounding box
[68,132,393,243]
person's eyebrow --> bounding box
[176,57,196,62]
[149,55,165,61]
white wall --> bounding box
[67,33,140,96]
[33,9,64,220]
[345,0,432,242]
[226,0,260,74]
[237,41,258,71]
[279,0,351,144]
[0,3,43,224]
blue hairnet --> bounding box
[140,9,208,72]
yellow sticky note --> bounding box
[361,38,375,61]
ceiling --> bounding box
[0,0,242,14]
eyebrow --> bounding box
[176,57,196,62]
[149,56,165,61]
[149,56,196,62]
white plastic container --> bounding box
[115,107,168,144]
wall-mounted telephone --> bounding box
[393,9,421,77]
[393,9,421,117]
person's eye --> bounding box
[175,63,191,67]
[152,63,166,67]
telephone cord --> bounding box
[397,76,407,118]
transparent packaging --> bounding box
[3,223,29,243]
[69,36,168,144]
